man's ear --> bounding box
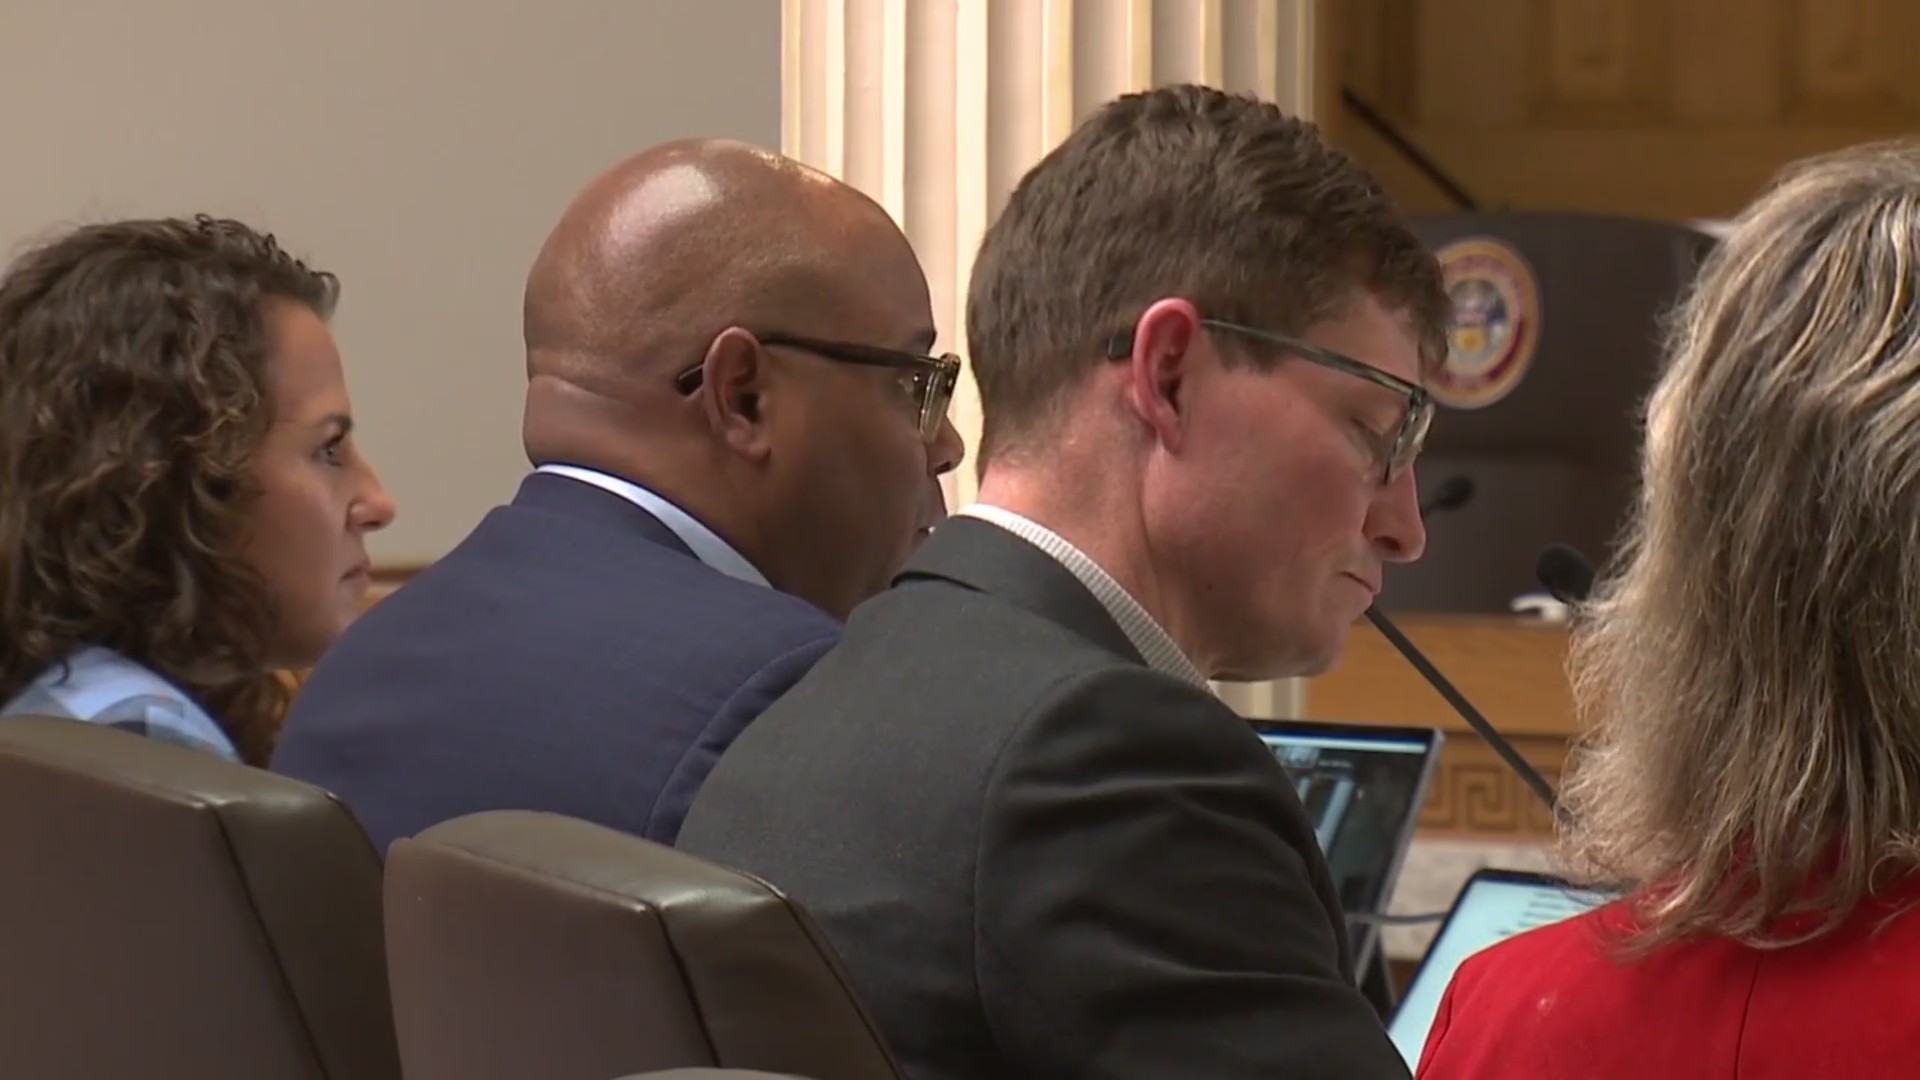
[698,328,775,461]
[1125,298,1203,453]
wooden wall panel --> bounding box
[1326,0,1920,220]
[1417,734,1564,838]
[1670,0,1780,123]
[1308,615,1573,841]
[1531,0,1671,123]
[1309,616,1576,739]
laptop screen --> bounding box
[1387,870,1609,1066]
[1250,722,1441,923]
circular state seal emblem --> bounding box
[1432,237,1540,409]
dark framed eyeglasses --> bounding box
[1105,317,1432,484]
[675,333,961,443]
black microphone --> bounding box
[1363,607,1560,814]
[1535,544,1595,605]
[1419,474,1475,517]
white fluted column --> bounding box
[783,0,1320,718]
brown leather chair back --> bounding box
[384,809,901,1080]
[0,716,400,1080]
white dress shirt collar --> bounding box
[956,503,1207,687]
[536,464,769,588]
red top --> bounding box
[1416,876,1920,1080]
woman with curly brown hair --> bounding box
[1417,140,1920,1078]
[0,215,396,765]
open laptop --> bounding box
[1386,868,1613,1066]
[1247,719,1443,970]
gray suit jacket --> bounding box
[678,518,1409,1080]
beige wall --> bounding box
[1,0,780,566]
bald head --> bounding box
[516,138,959,622]
[523,138,915,393]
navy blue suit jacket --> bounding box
[271,472,840,852]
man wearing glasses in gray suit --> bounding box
[681,86,1449,1080]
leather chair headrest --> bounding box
[385,809,900,1080]
[0,716,398,1079]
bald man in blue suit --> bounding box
[272,139,964,851]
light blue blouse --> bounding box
[0,646,238,761]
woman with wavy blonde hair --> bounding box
[0,216,396,765]
[1418,140,1920,1078]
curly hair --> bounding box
[0,215,340,765]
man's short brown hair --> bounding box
[966,84,1449,465]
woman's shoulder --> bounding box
[1451,898,1624,987]
[1423,885,1920,1077]
[1,647,239,760]
[1418,900,1739,1077]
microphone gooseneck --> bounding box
[1363,606,1560,814]
[1535,544,1596,605]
